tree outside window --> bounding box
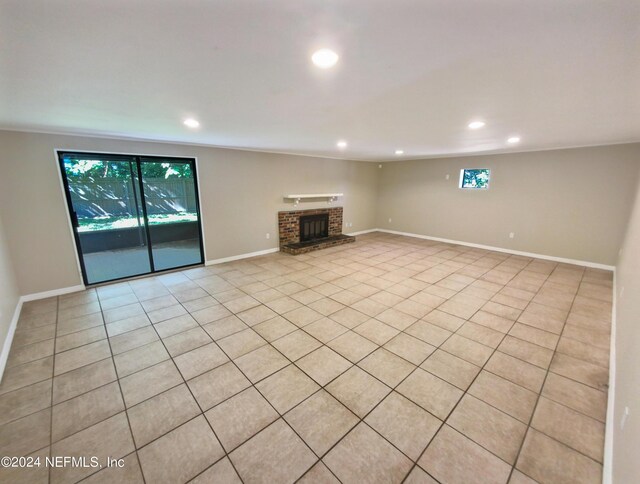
[460,168,490,189]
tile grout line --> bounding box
[282,247,531,481]
[11,250,584,390]
[402,253,573,481]
[182,297,352,483]
[179,241,466,482]
[176,258,409,482]
[344,243,572,477]
[9,241,601,372]
[70,243,583,480]
[118,285,248,484]
[2,234,612,484]
[124,255,604,474]
[147,268,352,482]
[398,257,530,480]
[94,287,148,484]
[48,296,59,484]
[505,266,602,483]
[485,267,607,466]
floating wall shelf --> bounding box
[284,193,343,206]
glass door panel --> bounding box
[139,158,204,271]
[58,152,204,285]
[60,152,152,284]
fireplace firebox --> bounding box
[299,213,329,242]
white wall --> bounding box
[1,131,638,295]
[376,144,640,265]
[0,213,20,380]
[0,130,379,295]
[611,168,640,482]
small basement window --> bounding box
[459,168,491,189]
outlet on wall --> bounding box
[509,232,515,239]
[388,218,392,223]
[266,233,270,239]
[446,174,450,180]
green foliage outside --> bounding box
[64,158,193,180]
[77,213,198,232]
[461,169,490,188]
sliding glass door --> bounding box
[140,158,203,271]
[58,151,204,285]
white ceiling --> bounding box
[1,0,639,161]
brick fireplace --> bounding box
[278,207,355,255]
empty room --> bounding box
[0,1,639,483]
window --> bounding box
[459,168,490,189]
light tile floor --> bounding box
[0,232,612,483]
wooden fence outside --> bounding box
[69,178,197,218]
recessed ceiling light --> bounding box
[337,140,347,149]
[468,121,485,129]
[507,136,521,144]
[183,118,200,128]
[395,150,404,155]
[312,49,339,69]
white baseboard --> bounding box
[21,284,86,302]
[375,229,615,271]
[205,229,380,264]
[375,226,619,481]
[603,273,617,484]
[206,248,279,265]
[0,298,23,384]
[206,229,614,270]
[346,228,378,236]
[1,284,85,382]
